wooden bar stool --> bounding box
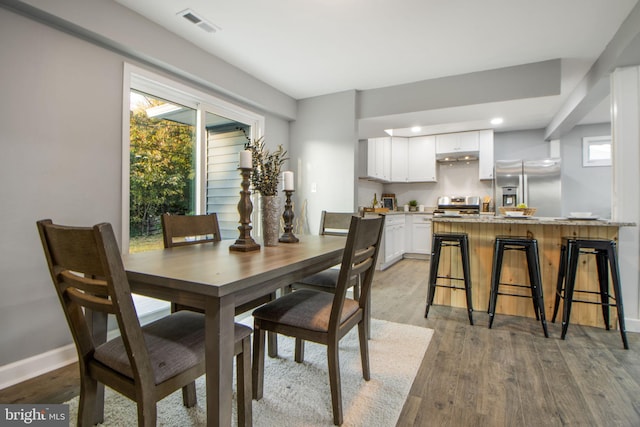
[551,237,628,349]
[425,233,474,325]
[488,236,549,337]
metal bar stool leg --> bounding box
[527,240,548,337]
[488,239,504,329]
[552,242,567,323]
[607,242,629,349]
[425,235,442,318]
[525,245,541,321]
[460,235,474,325]
[560,240,580,340]
[595,250,611,330]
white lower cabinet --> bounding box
[406,214,432,255]
[378,215,405,270]
[377,214,432,270]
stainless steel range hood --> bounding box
[436,151,479,162]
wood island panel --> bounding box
[431,216,633,328]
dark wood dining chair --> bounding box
[290,211,361,298]
[252,215,385,426]
[289,211,371,354]
[161,212,278,355]
[37,219,252,427]
[161,212,222,248]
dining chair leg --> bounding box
[365,291,371,340]
[267,331,278,358]
[137,392,157,427]
[294,338,305,363]
[252,328,266,400]
[78,375,99,427]
[358,320,370,381]
[237,335,252,427]
[327,342,343,426]
[181,382,197,407]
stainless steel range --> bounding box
[435,196,481,215]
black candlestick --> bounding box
[279,190,299,243]
[230,168,261,252]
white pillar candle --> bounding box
[239,150,252,168]
[283,171,294,191]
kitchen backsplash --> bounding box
[358,161,492,210]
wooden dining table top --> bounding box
[123,234,347,298]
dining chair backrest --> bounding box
[37,220,153,387]
[330,215,385,328]
[161,213,221,248]
[319,211,356,236]
[162,213,276,325]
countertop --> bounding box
[384,210,434,215]
[431,215,635,227]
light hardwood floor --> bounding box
[2,259,640,426]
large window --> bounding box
[122,64,265,253]
[129,91,197,251]
[123,65,264,317]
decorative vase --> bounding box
[261,195,281,246]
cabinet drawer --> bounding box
[384,214,405,226]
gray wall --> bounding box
[560,123,612,218]
[494,129,550,160]
[0,6,291,366]
[290,91,358,233]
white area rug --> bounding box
[66,319,433,426]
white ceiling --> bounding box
[115,0,638,136]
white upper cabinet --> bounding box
[389,136,437,182]
[408,136,437,182]
[361,130,488,183]
[375,137,391,181]
[478,129,494,180]
[435,131,479,154]
[360,137,392,181]
[390,137,409,182]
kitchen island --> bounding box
[431,215,635,328]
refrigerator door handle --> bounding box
[520,174,526,206]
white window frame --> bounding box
[121,63,265,252]
[582,135,612,167]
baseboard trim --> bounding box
[0,344,77,390]
[0,303,172,391]
[625,317,640,333]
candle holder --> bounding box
[230,167,261,252]
[279,190,299,243]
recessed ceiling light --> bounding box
[490,117,504,125]
[411,126,421,133]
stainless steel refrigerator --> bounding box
[494,158,561,217]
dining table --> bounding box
[122,235,347,427]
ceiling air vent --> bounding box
[177,9,220,33]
